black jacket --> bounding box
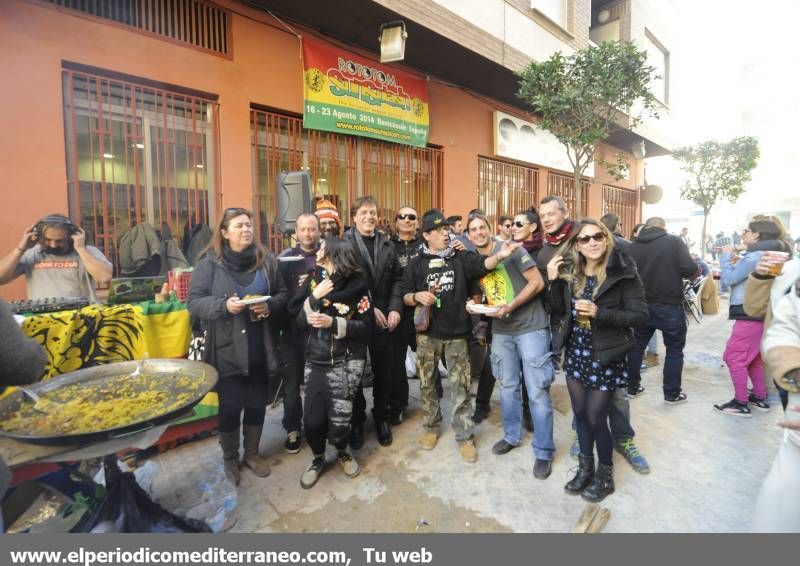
[187,252,288,379]
[548,247,649,366]
[292,268,373,365]
[398,249,489,339]
[627,226,697,306]
[344,228,404,314]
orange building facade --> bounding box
[0,0,652,300]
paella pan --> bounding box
[0,359,217,445]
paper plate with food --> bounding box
[235,294,271,305]
[466,303,501,315]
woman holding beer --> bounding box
[715,219,787,417]
[547,219,647,502]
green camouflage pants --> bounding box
[416,334,474,442]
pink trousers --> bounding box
[723,319,766,403]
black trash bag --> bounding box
[79,458,211,533]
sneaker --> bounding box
[420,431,439,450]
[284,431,301,454]
[533,458,552,480]
[300,456,325,489]
[643,353,659,368]
[748,394,771,412]
[570,432,580,460]
[459,439,478,463]
[337,451,360,478]
[472,403,490,424]
[665,392,688,405]
[614,438,650,474]
[640,363,648,371]
[627,385,645,398]
[491,439,516,455]
[714,399,752,417]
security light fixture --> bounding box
[379,21,408,63]
[631,140,646,160]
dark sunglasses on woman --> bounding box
[513,221,530,228]
[576,232,606,244]
[397,213,417,221]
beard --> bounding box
[45,246,73,256]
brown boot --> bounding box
[242,424,271,477]
[219,430,241,486]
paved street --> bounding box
[149,296,782,532]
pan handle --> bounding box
[108,422,156,440]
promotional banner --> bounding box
[302,37,429,147]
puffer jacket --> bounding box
[721,239,786,320]
[548,246,649,366]
[292,268,373,366]
[187,252,287,379]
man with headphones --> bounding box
[0,214,112,301]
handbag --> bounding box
[414,304,431,332]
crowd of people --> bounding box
[177,195,797,504]
[2,198,799,522]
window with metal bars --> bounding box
[601,184,639,238]
[41,0,230,56]
[478,157,539,230]
[62,68,220,273]
[250,109,444,252]
[546,171,589,217]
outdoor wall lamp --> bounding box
[631,140,647,160]
[379,21,408,63]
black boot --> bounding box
[581,462,615,502]
[376,421,393,447]
[564,454,594,494]
[219,429,241,486]
[349,424,364,450]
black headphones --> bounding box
[34,215,79,248]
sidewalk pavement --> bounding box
[148,299,782,532]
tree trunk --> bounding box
[573,168,584,218]
[701,207,710,260]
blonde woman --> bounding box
[547,219,648,502]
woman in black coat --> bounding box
[546,219,647,502]
[187,207,287,486]
[290,237,372,489]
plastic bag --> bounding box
[182,463,238,533]
[80,459,211,533]
[405,347,417,378]
[414,305,431,332]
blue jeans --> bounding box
[491,329,555,460]
[627,304,687,399]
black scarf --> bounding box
[222,244,257,272]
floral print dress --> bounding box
[562,276,628,391]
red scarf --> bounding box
[519,233,543,253]
[544,220,574,247]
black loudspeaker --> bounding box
[275,171,313,233]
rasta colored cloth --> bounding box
[21,300,192,380]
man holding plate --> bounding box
[399,209,520,463]
[466,212,555,479]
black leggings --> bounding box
[216,374,270,433]
[567,378,614,465]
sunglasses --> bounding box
[397,213,417,221]
[513,221,530,228]
[576,232,606,244]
